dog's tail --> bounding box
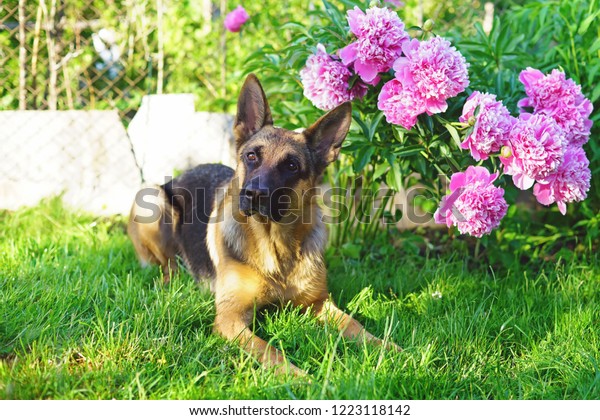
[127,185,179,281]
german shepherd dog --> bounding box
[128,74,400,375]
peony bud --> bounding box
[423,19,435,32]
[500,146,512,158]
[224,6,249,33]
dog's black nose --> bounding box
[243,187,269,200]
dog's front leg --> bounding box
[213,263,306,376]
[314,299,402,352]
[214,305,305,376]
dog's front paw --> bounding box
[385,341,403,352]
[273,362,308,378]
[369,337,402,352]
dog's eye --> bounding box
[246,152,258,162]
[286,160,299,173]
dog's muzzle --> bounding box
[239,187,269,217]
[239,187,292,222]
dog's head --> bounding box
[233,74,352,223]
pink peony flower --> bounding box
[224,5,249,33]
[300,44,367,111]
[434,166,508,237]
[377,78,425,130]
[393,36,469,115]
[533,146,591,215]
[500,113,567,190]
[459,91,515,161]
[518,68,593,147]
[339,6,409,84]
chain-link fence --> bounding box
[0,0,169,119]
[0,0,235,214]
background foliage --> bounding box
[1,0,598,253]
[0,0,312,120]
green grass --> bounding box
[1,198,599,399]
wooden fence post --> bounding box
[18,0,26,110]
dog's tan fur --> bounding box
[129,74,399,375]
[128,186,179,281]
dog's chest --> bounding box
[281,255,327,305]
[264,224,328,305]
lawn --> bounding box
[1,199,599,399]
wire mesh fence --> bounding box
[0,0,167,119]
[0,0,232,214]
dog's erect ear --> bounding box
[234,74,273,148]
[304,102,352,173]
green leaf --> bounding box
[373,162,390,180]
[495,21,512,58]
[415,157,427,178]
[353,146,375,173]
[591,83,600,103]
[439,143,451,157]
[395,145,425,158]
[340,243,361,259]
[424,115,434,134]
[578,11,600,35]
[444,124,462,148]
[386,163,403,191]
[280,22,311,37]
[589,37,600,54]
[352,111,370,138]
[392,125,407,143]
[368,112,385,141]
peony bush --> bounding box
[294,1,593,238]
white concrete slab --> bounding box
[127,94,235,185]
[0,110,140,214]
[1,97,236,215]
